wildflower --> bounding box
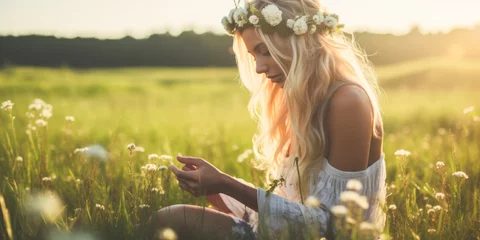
[85,144,108,162]
[346,217,357,225]
[261,4,283,26]
[312,13,325,25]
[74,208,82,215]
[426,204,432,209]
[159,155,173,162]
[1,100,14,111]
[388,204,397,210]
[248,15,259,25]
[436,161,445,169]
[427,229,436,233]
[427,209,435,215]
[35,119,48,127]
[133,146,145,152]
[16,156,23,162]
[126,143,136,151]
[141,163,158,173]
[286,19,295,29]
[74,147,89,154]
[25,187,30,192]
[324,15,338,28]
[433,205,442,211]
[139,204,150,209]
[76,179,81,183]
[151,188,159,193]
[394,149,411,157]
[26,191,63,222]
[233,8,248,27]
[148,154,159,161]
[41,108,52,119]
[346,179,363,191]
[355,196,369,210]
[309,25,317,34]
[359,222,375,233]
[435,192,445,200]
[340,191,359,203]
[158,165,168,171]
[65,116,75,122]
[305,196,320,207]
[452,171,469,179]
[42,177,52,182]
[293,17,308,35]
[463,106,474,114]
[331,205,348,217]
[158,228,177,240]
[95,204,105,210]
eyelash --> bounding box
[252,50,270,61]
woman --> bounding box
[145,0,386,239]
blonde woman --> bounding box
[144,0,386,239]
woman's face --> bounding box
[241,28,286,87]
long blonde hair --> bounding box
[232,0,382,198]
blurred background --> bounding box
[1,0,479,239]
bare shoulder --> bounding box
[324,84,373,171]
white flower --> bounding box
[249,15,259,25]
[159,228,177,240]
[159,155,173,162]
[426,204,432,209]
[312,12,325,25]
[452,171,469,179]
[148,154,159,161]
[95,204,105,210]
[76,179,81,183]
[158,165,168,171]
[1,100,14,111]
[355,196,369,209]
[346,179,363,191]
[340,191,359,203]
[309,25,317,34]
[286,19,295,29]
[388,204,397,210]
[42,177,52,182]
[436,161,445,169]
[293,18,308,35]
[65,116,75,122]
[433,205,442,211]
[394,149,411,157]
[35,119,48,127]
[133,146,145,152]
[151,188,159,193]
[16,156,23,162]
[305,196,320,207]
[126,143,136,151]
[261,4,283,26]
[428,229,436,233]
[463,106,474,114]
[74,208,82,215]
[359,222,375,232]
[324,15,338,29]
[435,192,445,200]
[427,209,435,214]
[331,205,348,217]
[141,163,158,173]
[233,8,248,27]
[139,204,150,209]
[74,147,89,154]
[41,108,52,119]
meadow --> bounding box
[0,57,479,239]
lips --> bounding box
[267,74,281,81]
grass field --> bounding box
[0,58,479,239]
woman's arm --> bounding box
[219,173,259,212]
[206,194,232,214]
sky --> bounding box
[0,0,479,39]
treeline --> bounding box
[0,26,479,68]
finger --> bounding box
[170,164,197,181]
[176,156,203,167]
[182,164,197,171]
[177,178,199,191]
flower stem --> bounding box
[295,157,304,204]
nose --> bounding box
[255,59,269,75]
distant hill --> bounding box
[1,26,479,68]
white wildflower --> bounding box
[74,208,82,215]
[233,8,248,27]
[1,100,14,111]
[428,229,436,233]
[346,179,363,191]
[126,143,136,151]
[286,19,295,29]
[148,154,159,161]
[74,147,89,154]
[95,204,105,210]
[463,106,474,114]
[435,192,445,200]
[159,154,173,162]
[35,119,48,127]
[139,204,150,209]
[355,196,369,209]
[16,156,23,162]
[433,205,442,211]
[151,188,159,193]
[427,209,435,215]
[133,146,145,152]
[436,161,445,169]
[65,116,75,122]
[305,196,320,207]
[76,179,81,184]
[159,228,177,240]
[388,204,397,210]
[41,108,52,119]
[293,18,308,35]
[340,191,359,203]
[309,25,317,34]
[359,222,375,232]
[42,177,52,182]
[452,171,469,179]
[141,163,158,173]
[331,205,348,217]
[158,165,168,171]
[426,204,432,209]
[324,15,338,28]
[312,12,325,25]
[249,15,259,25]
[261,4,283,26]
[394,149,411,157]
[26,191,63,222]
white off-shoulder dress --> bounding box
[219,82,387,239]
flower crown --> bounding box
[221,1,344,37]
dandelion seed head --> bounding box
[452,171,469,179]
[394,149,411,157]
[331,205,348,217]
[305,196,320,207]
[346,179,363,191]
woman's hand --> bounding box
[170,156,226,197]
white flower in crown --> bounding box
[309,25,317,34]
[312,12,325,25]
[261,4,283,26]
[234,8,248,27]
[286,19,295,29]
[249,15,259,25]
[324,15,338,28]
[293,17,308,35]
